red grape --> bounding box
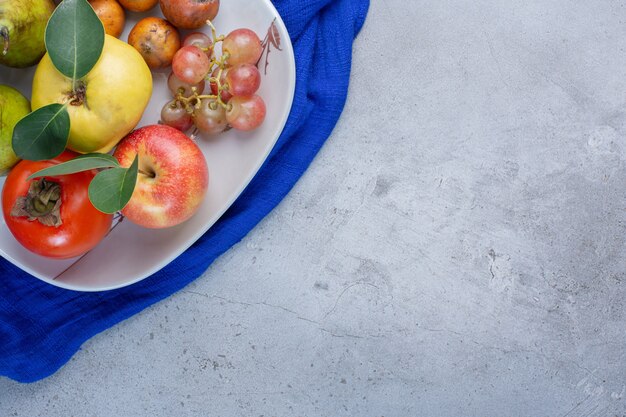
[226,64,261,97]
[161,100,194,132]
[209,67,233,102]
[183,32,213,59]
[222,29,263,66]
[172,45,210,85]
[168,72,205,97]
[226,95,266,131]
[194,100,228,135]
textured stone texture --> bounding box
[2,0,626,416]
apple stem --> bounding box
[0,26,9,56]
[138,168,156,179]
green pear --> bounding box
[0,0,55,68]
[0,85,30,174]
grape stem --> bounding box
[206,20,224,44]
[170,21,234,118]
[176,87,229,111]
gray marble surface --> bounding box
[2,0,626,416]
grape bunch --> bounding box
[161,23,267,136]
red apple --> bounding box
[159,0,219,30]
[113,125,209,229]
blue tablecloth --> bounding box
[0,0,369,383]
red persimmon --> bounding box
[2,151,113,259]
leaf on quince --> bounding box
[88,155,138,214]
[45,0,105,80]
[28,153,120,180]
[12,104,70,161]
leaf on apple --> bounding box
[45,0,105,80]
[12,104,70,161]
[88,155,138,214]
[27,153,120,180]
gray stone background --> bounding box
[2,0,626,415]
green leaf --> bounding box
[88,155,138,214]
[12,104,70,161]
[27,153,120,180]
[45,0,105,80]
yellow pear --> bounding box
[31,34,152,154]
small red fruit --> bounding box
[159,0,219,30]
[118,0,158,12]
[88,0,126,39]
[128,17,181,69]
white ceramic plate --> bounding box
[0,0,295,291]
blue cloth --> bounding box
[0,0,369,383]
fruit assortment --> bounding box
[0,0,271,260]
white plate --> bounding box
[0,0,295,291]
